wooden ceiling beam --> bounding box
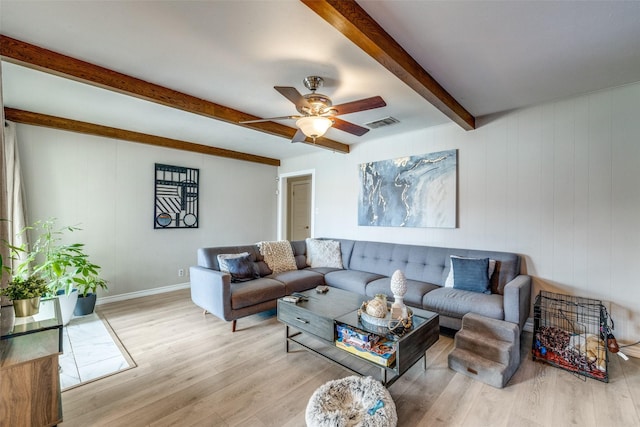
[4,108,281,167]
[0,35,349,154]
[301,0,476,131]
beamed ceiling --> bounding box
[1,0,639,165]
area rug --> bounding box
[59,311,136,391]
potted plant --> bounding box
[0,274,48,317]
[16,219,104,324]
[1,227,45,316]
[74,275,108,316]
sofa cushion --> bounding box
[365,277,439,307]
[271,269,325,294]
[324,270,385,295]
[348,241,449,285]
[306,238,343,268]
[290,240,308,269]
[231,277,286,310]
[422,287,504,321]
[450,257,491,294]
[256,261,273,277]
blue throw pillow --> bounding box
[224,255,259,283]
[451,257,491,294]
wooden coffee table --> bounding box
[277,287,439,386]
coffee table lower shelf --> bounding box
[284,324,434,387]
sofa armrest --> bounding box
[189,266,233,321]
[503,274,532,331]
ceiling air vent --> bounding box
[365,116,400,129]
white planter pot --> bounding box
[56,290,78,326]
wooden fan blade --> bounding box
[332,96,386,116]
[275,86,310,110]
[240,115,298,124]
[331,117,369,136]
[291,128,307,143]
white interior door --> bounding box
[289,177,311,240]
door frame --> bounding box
[277,169,315,241]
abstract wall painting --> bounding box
[358,149,457,228]
[154,163,199,229]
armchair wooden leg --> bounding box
[232,320,237,332]
[202,309,208,316]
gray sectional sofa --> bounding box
[190,239,531,332]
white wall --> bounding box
[16,125,278,298]
[280,82,640,347]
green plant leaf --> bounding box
[3,218,107,296]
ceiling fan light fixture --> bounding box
[296,116,332,140]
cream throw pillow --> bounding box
[306,238,343,269]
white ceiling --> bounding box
[1,0,640,161]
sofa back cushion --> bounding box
[290,240,308,269]
[348,241,447,285]
[345,240,520,294]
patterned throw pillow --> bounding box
[305,238,343,269]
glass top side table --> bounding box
[1,297,64,426]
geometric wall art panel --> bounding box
[154,163,199,229]
[358,149,457,228]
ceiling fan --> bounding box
[241,76,386,143]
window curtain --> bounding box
[1,120,29,304]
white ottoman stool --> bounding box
[305,376,397,427]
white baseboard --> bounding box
[96,282,190,306]
[523,317,534,333]
[620,344,640,359]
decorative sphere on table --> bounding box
[390,270,408,319]
[365,294,388,318]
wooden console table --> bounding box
[1,298,63,427]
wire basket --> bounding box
[532,291,610,382]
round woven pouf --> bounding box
[305,376,397,427]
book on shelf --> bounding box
[335,323,380,348]
[335,324,396,367]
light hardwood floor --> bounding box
[59,289,640,426]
